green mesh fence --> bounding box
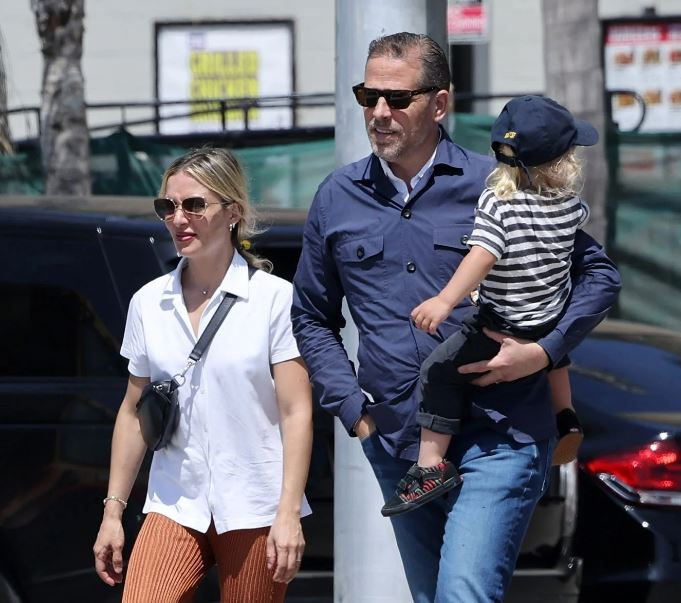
[605,130,681,329]
[2,116,680,329]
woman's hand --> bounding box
[93,514,126,586]
[411,296,452,334]
[266,511,305,583]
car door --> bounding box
[0,218,137,602]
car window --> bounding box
[0,282,126,378]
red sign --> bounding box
[448,1,488,43]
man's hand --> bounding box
[458,328,550,386]
[354,414,376,441]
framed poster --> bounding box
[155,21,294,134]
[603,17,681,132]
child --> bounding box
[381,95,595,518]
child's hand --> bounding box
[411,296,452,334]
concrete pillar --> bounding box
[334,3,447,601]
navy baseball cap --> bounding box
[490,95,598,168]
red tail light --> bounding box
[584,439,681,506]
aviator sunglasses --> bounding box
[352,82,439,110]
[153,196,228,221]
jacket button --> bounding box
[460,234,470,245]
[402,208,412,219]
[356,246,365,259]
[406,261,416,273]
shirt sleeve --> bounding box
[291,183,368,436]
[578,198,590,229]
[120,291,151,378]
[537,230,621,366]
[466,190,506,259]
[269,281,301,365]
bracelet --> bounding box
[102,495,128,509]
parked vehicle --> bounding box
[1,195,679,603]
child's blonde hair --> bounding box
[486,144,583,200]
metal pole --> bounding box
[334,2,447,601]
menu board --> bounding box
[604,19,681,132]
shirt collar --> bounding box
[378,142,438,200]
[161,251,251,301]
[350,126,469,186]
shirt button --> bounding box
[460,234,470,245]
[356,246,365,259]
[401,208,412,219]
[406,261,416,273]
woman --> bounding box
[93,148,313,603]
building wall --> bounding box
[1,0,680,140]
[1,0,334,139]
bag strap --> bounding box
[175,265,256,382]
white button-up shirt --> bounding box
[121,252,311,534]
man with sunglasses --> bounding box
[292,32,620,602]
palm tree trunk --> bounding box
[32,0,90,195]
[543,0,607,243]
[0,33,12,155]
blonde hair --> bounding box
[486,144,583,200]
[159,147,272,272]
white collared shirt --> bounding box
[121,252,311,534]
[379,145,438,203]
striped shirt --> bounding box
[467,188,589,328]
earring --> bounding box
[229,223,235,232]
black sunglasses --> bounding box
[153,196,226,221]
[352,82,439,110]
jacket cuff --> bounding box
[338,392,369,437]
[537,329,566,371]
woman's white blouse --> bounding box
[121,252,311,534]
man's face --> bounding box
[362,50,440,166]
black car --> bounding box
[0,195,678,603]
[569,321,681,602]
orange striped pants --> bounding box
[122,512,287,603]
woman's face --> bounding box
[163,171,238,260]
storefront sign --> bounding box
[604,19,681,132]
[156,21,293,134]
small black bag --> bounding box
[137,377,181,451]
[136,277,248,451]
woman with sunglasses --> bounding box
[93,148,313,603]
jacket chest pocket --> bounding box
[335,234,389,305]
[433,225,473,286]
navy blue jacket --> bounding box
[291,131,621,460]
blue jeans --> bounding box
[360,420,553,603]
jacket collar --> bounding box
[350,126,467,195]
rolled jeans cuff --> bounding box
[416,411,462,435]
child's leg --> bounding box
[548,367,583,465]
[548,366,573,413]
[381,326,499,518]
[418,428,453,467]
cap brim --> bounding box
[574,119,599,146]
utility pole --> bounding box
[334,2,446,601]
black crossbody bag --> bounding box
[136,267,254,451]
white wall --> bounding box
[2,0,680,140]
[1,0,334,138]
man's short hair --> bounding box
[367,32,451,92]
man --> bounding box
[292,32,620,602]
